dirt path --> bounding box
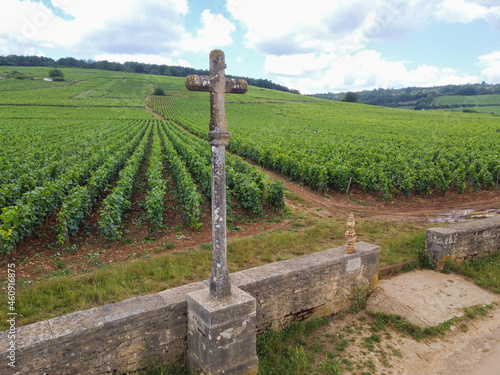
[365,270,500,374]
[9,158,500,282]
[362,303,500,375]
[314,306,500,375]
[310,271,500,375]
[265,168,500,223]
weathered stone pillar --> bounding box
[208,129,231,298]
[185,49,247,299]
[185,50,257,374]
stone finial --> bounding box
[345,213,357,254]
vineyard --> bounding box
[1,66,500,258]
[0,67,285,256]
[148,80,500,199]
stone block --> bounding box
[241,261,293,286]
[49,307,105,344]
[426,217,500,269]
[187,285,258,375]
[98,296,146,325]
[157,281,206,311]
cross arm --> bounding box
[225,78,248,94]
[185,75,248,94]
[185,75,211,92]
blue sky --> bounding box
[1,0,500,94]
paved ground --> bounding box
[366,270,500,375]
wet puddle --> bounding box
[430,209,500,223]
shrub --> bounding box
[49,69,64,81]
[153,87,165,96]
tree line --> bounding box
[0,54,299,94]
[312,82,500,110]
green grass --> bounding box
[133,357,189,375]
[1,217,430,330]
[450,253,500,293]
[257,318,330,375]
[368,303,495,341]
[317,358,343,375]
[433,94,500,106]
[474,106,500,115]
[355,219,427,267]
[284,189,306,203]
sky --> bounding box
[1,0,500,94]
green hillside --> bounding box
[313,83,500,113]
[1,66,500,207]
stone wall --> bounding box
[0,242,379,375]
[426,216,500,270]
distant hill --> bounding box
[0,54,299,95]
[311,83,500,114]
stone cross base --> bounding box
[187,285,259,375]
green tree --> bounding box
[49,69,64,81]
[153,87,165,96]
[342,92,360,103]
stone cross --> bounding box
[185,49,248,298]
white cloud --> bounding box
[184,10,236,53]
[0,0,69,54]
[1,0,192,57]
[225,0,498,93]
[0,1,236,62]
[227,0,441,56]
[77,0,189,56]
[478,50,500,82]
[265,53,330,77]
[274,50,478,94]
[227,0,361,55]
[436,0,489,23]
[227,0,500,57]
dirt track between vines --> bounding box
[8,163,500,284]
[269,168,500,223]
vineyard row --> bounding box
[0,119,285,254]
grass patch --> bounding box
[133,357,189,375]
[257,321,315,375]
[368,303,495,341]
[450,253,500,293]
[1,251,213,330]
[377,230,426,267]
[228,221,333,268]
[369,311,445,341]
[285,189,305,203]
[317,358,343,374]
